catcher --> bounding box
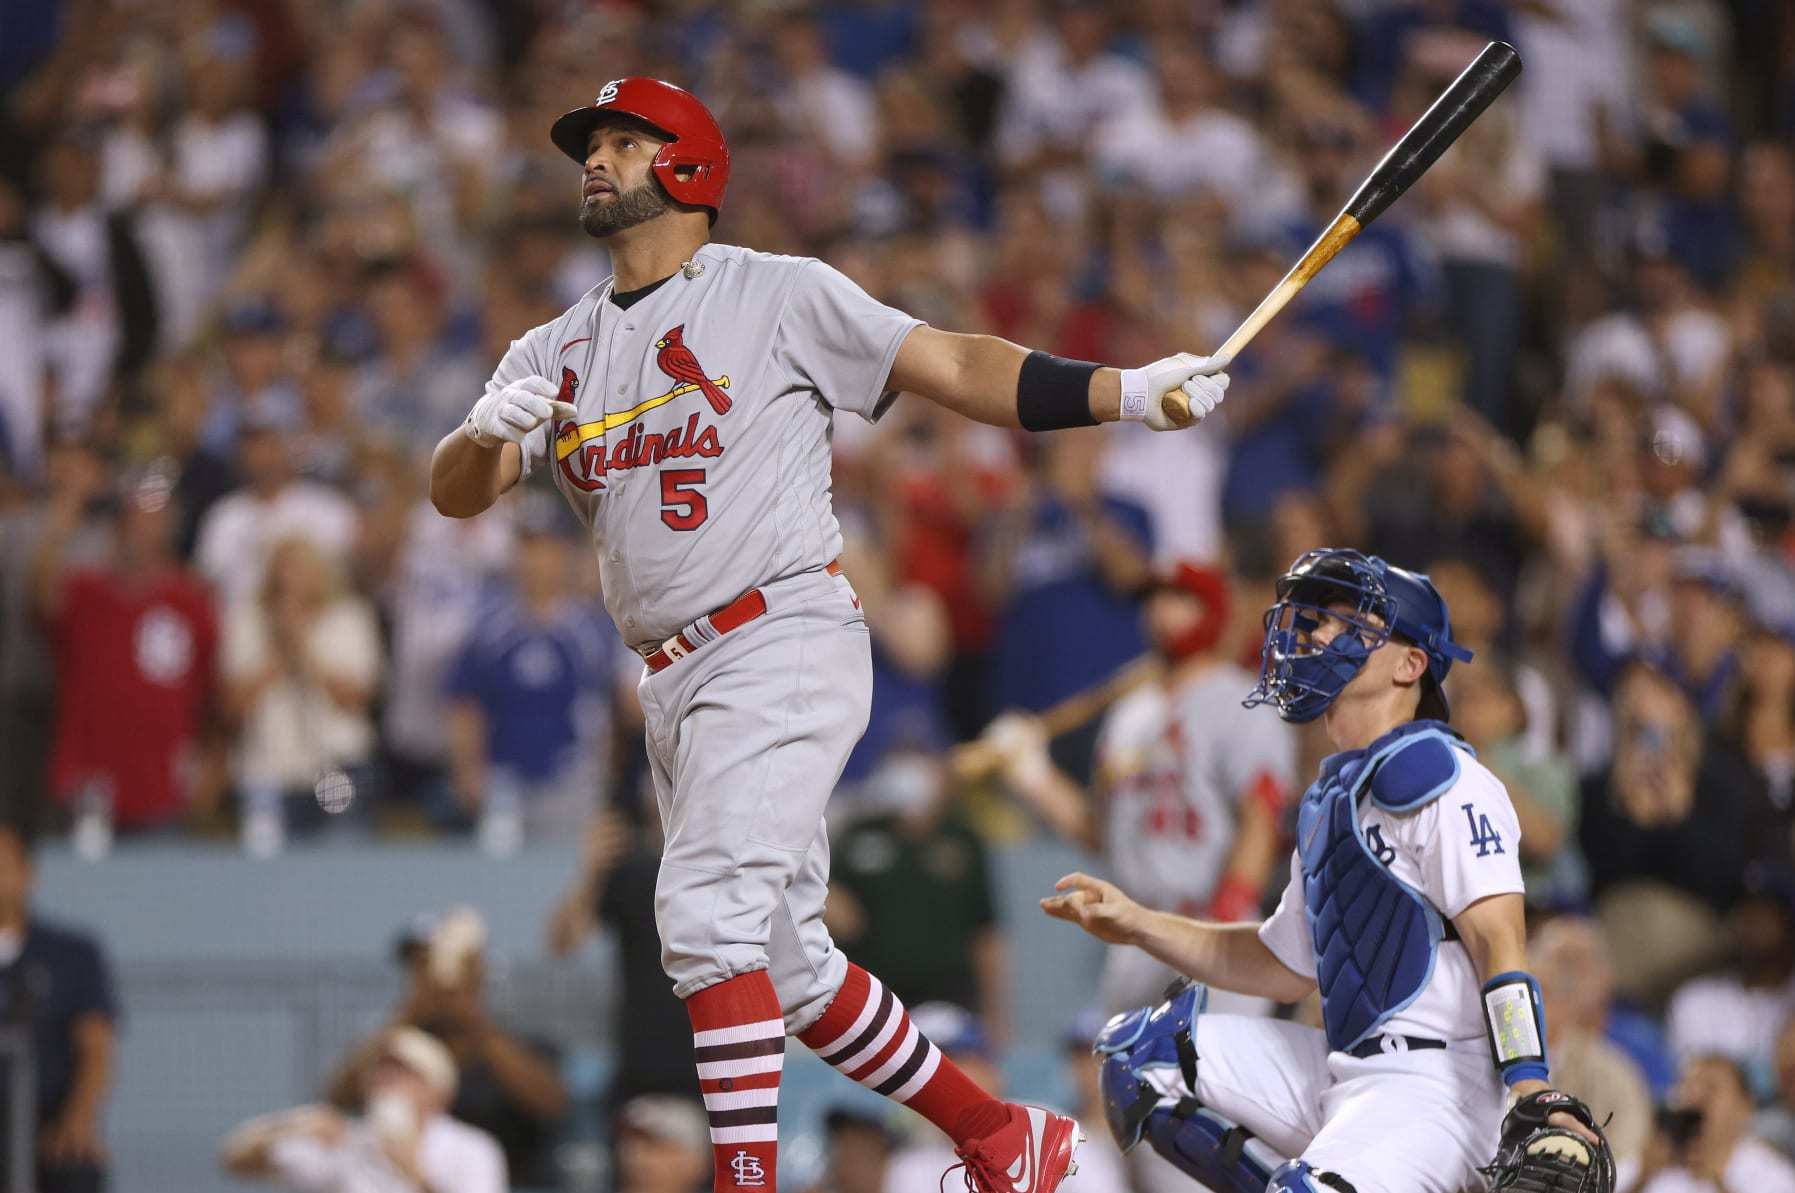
[1043,549,1615,1193]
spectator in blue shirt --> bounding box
[0,818,117,1193]
[985,430,1152,783]
[444,515,627,839]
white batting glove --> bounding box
[463,376,578,448]
[1119,353,1231,431]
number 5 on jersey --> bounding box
[660,469,709,530]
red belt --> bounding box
[644,560,843,674]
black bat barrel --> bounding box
[1344,41,1522,227]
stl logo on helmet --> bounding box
[596,80,621,106]
[554,326,730,497]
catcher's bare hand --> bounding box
[1041,872,1144,944]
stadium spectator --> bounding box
[804,1106,896,1193]
[770,10,879,173]
[197,300,303,455]
[376,493,514,828]
[352,257,487,456]
[546,809,699,1113]
[1581,662,1748,1001]
[826,751,1006,1039]
[35,465,216,835]
[192,400,359,609]
[983,429,1153,780]
[994,0,1153,222]
[444,514,623,838]
[0,436,109,827]
[0,817,117,1193]
[1451,658,1585,908]
[610,1095,709,1193]
[1624,1053,1795,1193]
[224,1026,505,1193]
[147,51,270,350]
[1415,96,1544,433]
[1666,864,1795,1096]
[1709,621,1795,863]
[1757,1016,1795,1162]
[1531,917,1654,1166]
[29,137,149,423]
[0,176,62,478]
[1093,34,1280,216]
[220,535,381,844]
[1274,108,1435,387]
[836,545,955,785]
[330,909,565,1187]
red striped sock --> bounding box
[685,972,784,1192]
[797,962,1000,1144]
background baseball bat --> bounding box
[1164,40,1522,423]
[950,653,1162,783]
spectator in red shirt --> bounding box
[34,467,216,833]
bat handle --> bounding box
[1155,349,1235,428]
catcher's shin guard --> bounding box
[1142,1100,1281,1193]
[1093,981,1283,1193]
[1267,1159,1358,1192]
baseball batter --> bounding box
[981,563,1296,1018]
[1044,550,1616,1193]
[427,78,1229,1193]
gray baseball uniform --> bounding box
[490,242,921,1026]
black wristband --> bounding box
[1017,351,1101,431]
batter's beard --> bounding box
[579,178,671,238]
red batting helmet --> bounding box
[1151,561,1232,662]
[549,78,730,216]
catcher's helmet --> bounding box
[1244,549,1472,724]
[549,78,730,216]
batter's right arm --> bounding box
[1042,873,1315,1003]
[887,326,1228,432]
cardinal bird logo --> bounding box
[654,325,732,415]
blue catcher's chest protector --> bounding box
[1296,720,1468,1053]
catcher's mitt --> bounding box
[1482,1090,1615,1193]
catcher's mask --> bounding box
[1244,549,1472,724]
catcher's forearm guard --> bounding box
[1482,1090,1615,1193]
[1482,970,1548,1086]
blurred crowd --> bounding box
[7,0,1795,1189]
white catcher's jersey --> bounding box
[1096,663,1296,915]
[1258,752,1526,1045]
[494,243,922,649]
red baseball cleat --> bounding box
[943,1103,1082,1193]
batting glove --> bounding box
[463,376,578,448]
[1120,353,1231,432]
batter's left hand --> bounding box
[1510,1080,1603,1147]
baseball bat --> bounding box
[1163,40,1522,424]
[950,653,1163,783]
